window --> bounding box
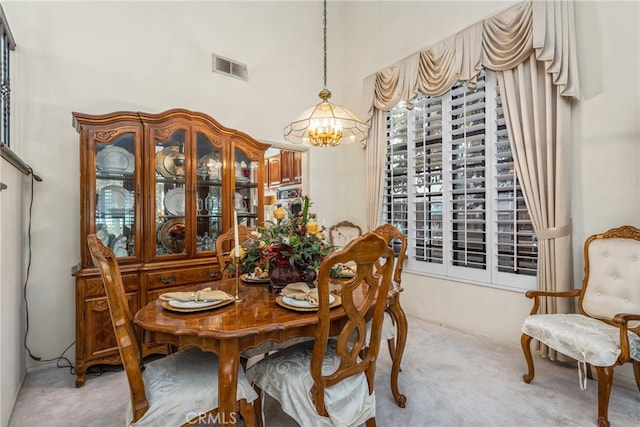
[0,4,15,148]
[383,69,537,291]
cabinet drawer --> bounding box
[147,265,220,290]
[82,275,138,298]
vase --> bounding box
[172,238,185,254]
[268,258,316,293]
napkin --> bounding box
[281,282,319,306]
[159,287,233,302]
[338,262,357,277]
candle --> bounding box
[234,210,240,257]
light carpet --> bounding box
[8,316,640,427]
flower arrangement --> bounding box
[239,195,333,277]
[169,224,186,240]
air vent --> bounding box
[212,54,248,81]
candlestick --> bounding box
[233,255,244,303]
[234,209,240,257]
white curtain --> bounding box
[363,0,580,323]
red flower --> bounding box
[169,224,185,240]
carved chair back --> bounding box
[87,234,149,421]
[372,223,407,287]
[312,232,394,417]
[215,224,256,278]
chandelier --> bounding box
[283,0,368,147]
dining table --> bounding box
[134,277,364,427]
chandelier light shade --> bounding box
[283,0,368,147]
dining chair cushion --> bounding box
[522,313,640,367]
[241,337,312,359]
[246,339,374,427]
[357,312,396,344]
[127,347,258,427]
[377,311,397,342]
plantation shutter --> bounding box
[382,105,409,237]
[412,94,444,264]
[449,75,487,270]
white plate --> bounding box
[282,294,335,308]
[96,146,134,173]
[99,185,133,210]
[168,299,221,309]
[241,273,270,283]
[164,188,185,216]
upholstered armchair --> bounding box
[520,225,640,427]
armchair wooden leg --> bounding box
[520,334,535,383]
[386,302,407,408]
[595,366,614,427]
[633,361,640,392]
[239,398,256,427]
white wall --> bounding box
[0,156,28,426]
[3,0,353,368]
[3,0,639,381]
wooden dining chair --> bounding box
[328,220,362,248]
[372,223,408,408]
[246,232,395,427]
[215,224,256,278]
[87,234,258,427]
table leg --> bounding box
[219,339,240,426]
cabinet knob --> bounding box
[158,275,176,284]
[207,270,219,279]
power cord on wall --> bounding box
[22,169,75,372]
[20,168,122,379]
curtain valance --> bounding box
[363,0,581,134]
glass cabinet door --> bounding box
[95,133,136,258]
[195,132,223,254]
[234,146,259,228]
[153,129,187,256]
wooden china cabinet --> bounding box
[72,109,268,387]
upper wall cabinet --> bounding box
[265,149,302,189]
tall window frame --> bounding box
[382,69,537,291]
[0,3,15,148]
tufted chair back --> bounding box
[580,227,640,328]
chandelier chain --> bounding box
[282,0,368,146]
[323,0,327,89]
